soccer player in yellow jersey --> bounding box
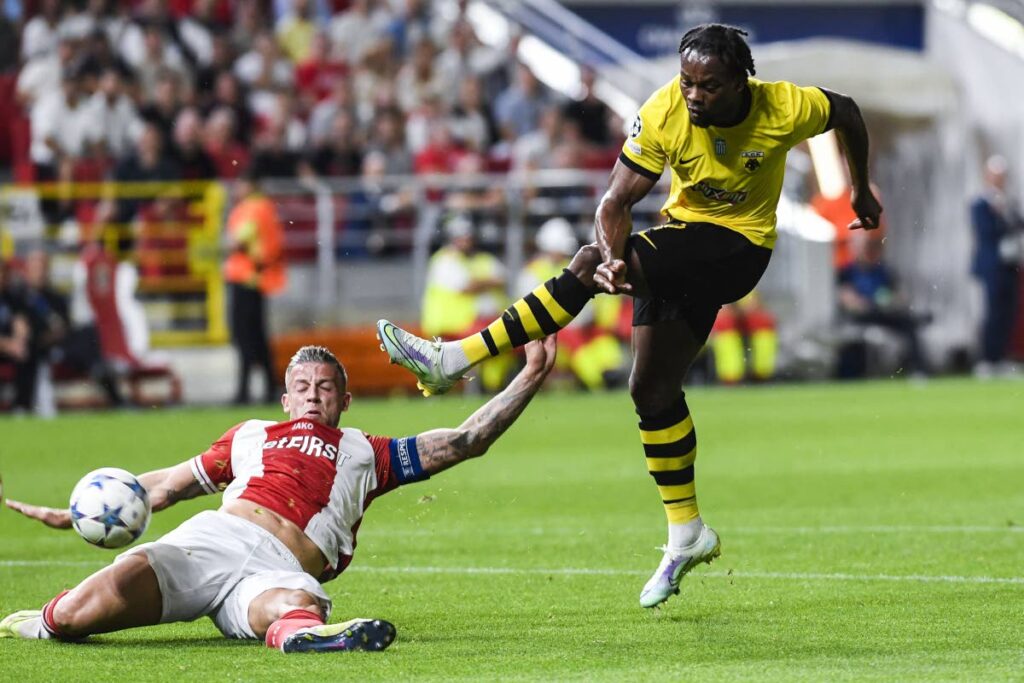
[378,24,882,608]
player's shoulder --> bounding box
[341,428,378,458]
[751,78,827,112]
[641,75,683,119]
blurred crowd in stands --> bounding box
[0,0,624,188]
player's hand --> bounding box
[594,259,633,294]
[848,186,883,231]
[523,335,558,377]
[4,499,73,529]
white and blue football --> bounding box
[69,468,151,549]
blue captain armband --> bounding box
[389,436,429,484]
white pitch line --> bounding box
[730,525,1024,535]
[379,524,1024,538]
[2,561,1021,585]
[353,565,1024,585]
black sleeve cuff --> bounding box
[618,152,662,181]
[818,87,837,133]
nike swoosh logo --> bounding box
[679,155,702,165]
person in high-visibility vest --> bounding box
[421,214,510,391]
[224,168,287,404]
[516,217,625,390]
[709,290,777,383]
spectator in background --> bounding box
[345,150,417,257]
[414,117,465,175]
[395,37,445,114]
[131,24,191,102]
[434,19,504,103]
[90,66,141,162]
[178,0,220,68]
[365,106,414,176]
[193,34,236,106]
[224,168,287,404]
[307,74,356,146]
[971,155,1023,377]
[294,31,348,109]
[204,107,250,178]
[249,114,311,179]
[328,0,391,66]
[512,103,563,171]
[102,122,181,239]
[20,249,124,408]
[16,34,79,112]
[276,0,317,63]
[494,62,552,142]
[230,0,267,56]
[309,110,364,177]
[0,259,32,411]
[138,69,183,151]
[562,65,611,147]
[837,236,931,378]
[172,108,218,179]
[30,65,103,220]
[385,0,433,60]
[234,30,294,114]
[205,71,254,143]
[21,0,63,62]
[447,75,498,154]
[350,38,397,125]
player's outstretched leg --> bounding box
[378,246,600,395]
[0,553,162,640]
[631,320,721,608]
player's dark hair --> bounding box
[678,24,756,78]
[286,345,349,389]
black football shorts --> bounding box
[626,221,772,344]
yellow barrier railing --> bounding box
[0,180,228,346]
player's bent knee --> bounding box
[250,588,323,635]
[628,376,677,417]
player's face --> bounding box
[282,362,351,427]
[679,51,747,128]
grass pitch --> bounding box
[1,378,1022,681]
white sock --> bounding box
[440,341,471,376]
[667,517,704,550]
[12,614,52,639]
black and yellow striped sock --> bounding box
[460,269,593,365]
[638,394,699,524]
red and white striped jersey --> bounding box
[189,417,428,582]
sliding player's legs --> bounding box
[0,552,162,640]
[378,245,603,395]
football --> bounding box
[69,468,152,549]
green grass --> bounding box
[1,378,1023,681]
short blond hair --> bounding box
[285,345,348,389]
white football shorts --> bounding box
[118,509,331,639]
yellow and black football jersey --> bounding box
[620,77,833,248]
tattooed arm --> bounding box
[415,336,557,476]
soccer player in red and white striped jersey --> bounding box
[0,338,556,653]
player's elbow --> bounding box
[455,429,490,459]
[829,91,863,133]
